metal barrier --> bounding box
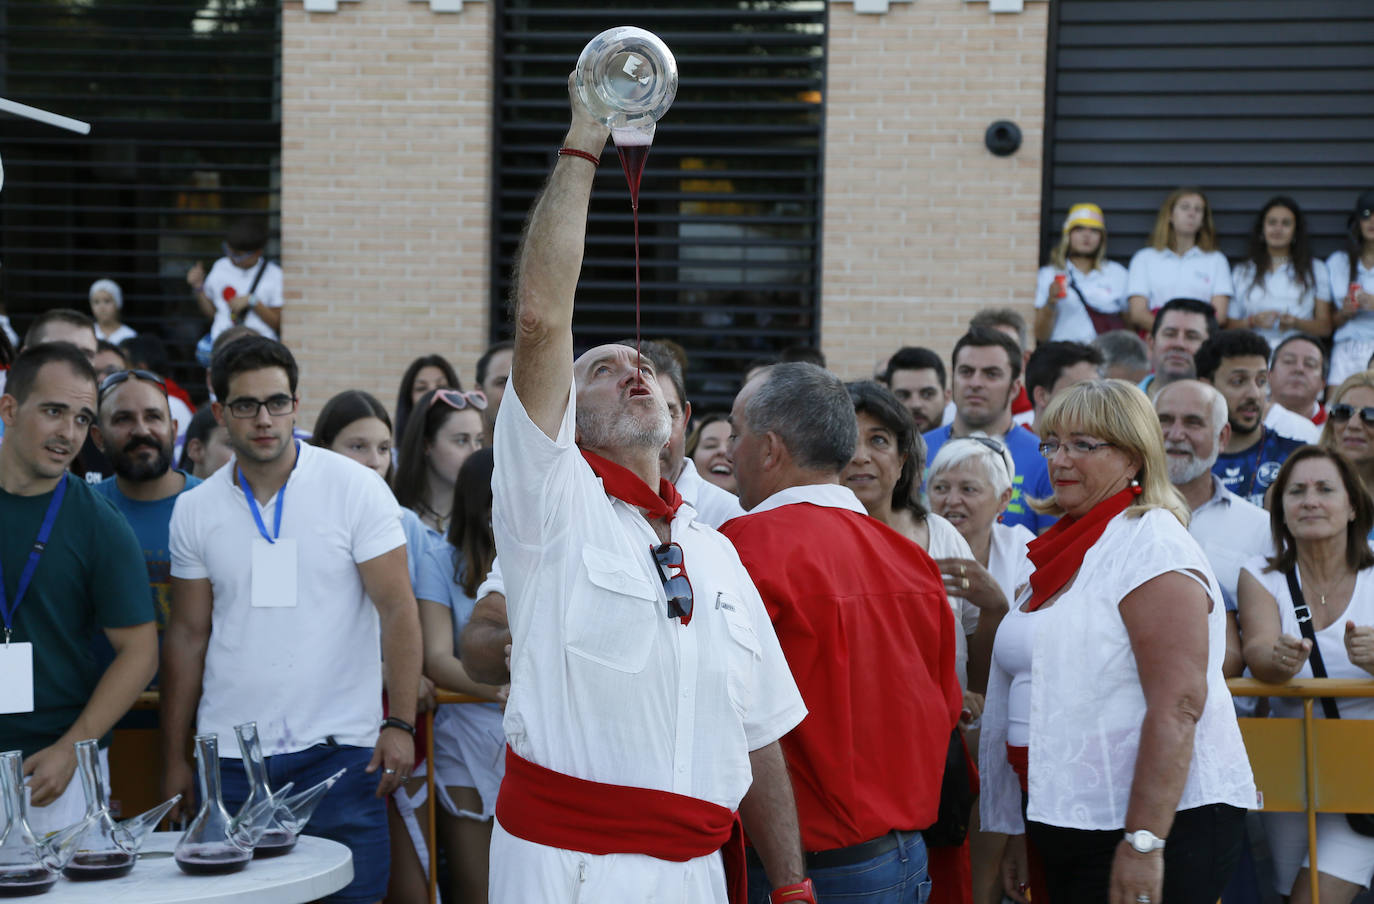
[1227,678,1374,904]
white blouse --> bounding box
[980,508,1256,833]
[988,521,1034,608]
[1328,250,1374,344]
[1033,261,1130,344]
[927,512,980,691]
[1230,259,1331,349]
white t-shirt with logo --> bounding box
[203,256,285,341]
[1127,245,1234,312]
[1033,261,1130,344]
[1229,259,1331,349]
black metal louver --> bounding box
[0,0,281,400]
[1041,0,1374,267]
[492,0,826,409]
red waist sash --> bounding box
[495,745,745,903]
[1006,744,1029,794]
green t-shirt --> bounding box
[0,473,154,757]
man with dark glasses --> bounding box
[723,362,962,903]
[484,87,811,904]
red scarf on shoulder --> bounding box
[581,449,682,522]
[1025,485,1138,611]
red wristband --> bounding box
[558,147,601,166]
[770,879,817,904]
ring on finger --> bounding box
[384,768,397,775]
[960,564,966,577]
[962,577,969,590]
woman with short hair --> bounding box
[1126,187,1233,332]
[1238,446,1374,904]
[985,379,1254,904]
[1034,203,1129,343]
[1228,195,1331,347]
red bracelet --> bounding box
[558,147,601,166]
[770,879,817,904]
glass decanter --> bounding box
[61,739,181,881]
[172,735,255,876]
[234,722,348,859]
[575,26,678,146]
[0,750,89,897]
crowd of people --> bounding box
[1,86,1374,904]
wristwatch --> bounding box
[1123,829,1166,853]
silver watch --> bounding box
[1124,829,1166,853]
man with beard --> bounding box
[1196,330,1307,506]
[0,343,156,833]
[482,84,809,903]
[92,370,202,645]
[923,327,1055,532]
[1138,297,1217,399]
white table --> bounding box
[41,832,352,903]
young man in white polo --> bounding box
[162,335,422,904]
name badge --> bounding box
[0,643,35,714]
[251,538,298,608]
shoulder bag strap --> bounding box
[1283,568,1342,720]
[248,257,270,296]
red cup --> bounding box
[1053,274,1067,299]
[1352,283,1363,309]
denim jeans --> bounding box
[747,830,933,903]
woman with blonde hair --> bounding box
[1034,203,1130,343]
[984,379,1254,904]
[1319,371,1374,504]
[1126,187,1233,332]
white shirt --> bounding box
[1127,245,1234,311]
[980,509,1256,833]
[95,323,137,344]
[1034,261,1130,344]
[1189,476,1272,613]
[1328,250,1374,344]
[988,521,1034,606]
[1264,403,1321,444]
[1230,259,1331,349]
[673,457,745,529]
[169,443,405,756]
[926,513,980,689]
[490,379,806,903]
[1241,556,1374,721]
[203,256,285,340]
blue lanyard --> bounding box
[237,441,298,544]
[0,477,67,644]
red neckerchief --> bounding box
[1025,485,1139,611]
[581,449,682,523]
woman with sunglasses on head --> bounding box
[1237,446,1374,904]
[414,448,508,904]
[1319,373,1374,526]
[1327,191,1374,392]
[394,387,487,535]
[1227,195,1332,349]
[393,354,461,443]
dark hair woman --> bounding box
[394,354,461,442]
[393,388,486,533]
[312,389,394,482]
[1228,195,1332,348]
[1326,190,1374,390]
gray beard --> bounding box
[1167,447,1219,485]
[577,403,671,454]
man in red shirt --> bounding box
[721,362,962,902]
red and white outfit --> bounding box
[489,379,806,903]
[720,485,962,852]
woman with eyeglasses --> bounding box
[393,354,461,444]
[1319,373,1374,516]
[1237,446,1374,903]
[984,380,1254,904]
[393,387,487,534]
[414,447,508,904]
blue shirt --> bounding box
[415,541,478,657]
[93,471,203,629]
[400,507,443,585]
[1212,428,1305,507]
[923,424,1056,533]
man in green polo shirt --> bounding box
[0,342,155,834]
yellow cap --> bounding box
[1063,203,1105,234]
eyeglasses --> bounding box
[651,542,694,622]
[428,388,488,413]
[98,369,167,401]
[1038,438,1115,459]
[1329,403,1374,426]
[225,394,296,419]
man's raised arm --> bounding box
[511,78,609,439]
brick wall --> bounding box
[281,0,493,426]
[821,0,1048,381]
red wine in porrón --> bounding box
[0,868,57,897]
[63,850,136,880]
[616,141,650,210]
[253,829,297,858]
[175,843,251,875]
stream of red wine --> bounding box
[616,141,650,373]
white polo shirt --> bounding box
[1188,476,1272,613]
[490,378,806,903]
[1264,403,1321,444]
[1230,259,1332,349]
[1127,245,1233,311]
[673,457,745,529]
[203,256,285,341]
[169,443,405,756]
[1328,250,1374,344]
[1033,261,1130,344]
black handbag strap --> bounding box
[1283,568,1342,720]
[247,257,270,296]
